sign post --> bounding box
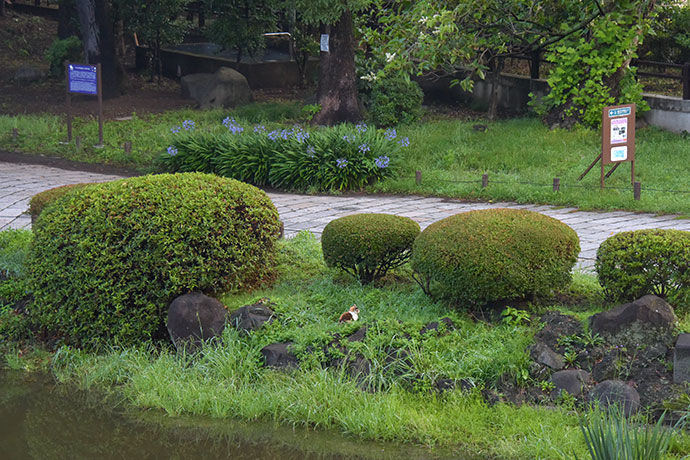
[578,103,636,188]
[65,62,104,146]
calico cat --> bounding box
[338,304,359,323]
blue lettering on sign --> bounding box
[608,107,631,118]
[68,64,98,95]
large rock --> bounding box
[260,342,298,369]
[229,300,275,332]
[551,369,591,396]
[590,295,676,336]
[674,333,690,384]
[588,380,640,416]
[180,67,252,109]
[535,311,583,351]
[14,65,46,82]
[530,342,565,370]
[167,292,228,350]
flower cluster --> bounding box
[356,123,368,133]
[170,126,181,134]
[398,137,410,147]
[336,158,348,168]
[182,119,195,131]
[167,146,178,156]
[253,124,266,133]
[223,117,244,134]
[375,155,390,168]
[306,145,316,158]
[358,143,370,154]
[294,128,310,143]
[384,128,397,140]
[342,134,355,143]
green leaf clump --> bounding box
[27,173,282,348]
[411,208,580,307]
[596,229,690,308]
[321,213,420,284]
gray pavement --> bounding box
[3,160,690,272]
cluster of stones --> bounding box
[529,294,687,416]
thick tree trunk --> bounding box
[58,0,80,39]
[312,9,361,126]
[75,0,121,98]
[488,57,504,121]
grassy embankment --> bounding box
[2,105,690,215]
[2,230,690,459]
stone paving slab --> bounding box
[3,160,690,273]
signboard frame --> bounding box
[601,103,635,188]
[65,62,104,146]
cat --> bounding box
[338,304,359,323]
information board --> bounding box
[602,104,635,166]
[68,64,98,95]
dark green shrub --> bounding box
[28,183,94,221]
[44,36,83,76]
[27,173,282,348]
[596,229,690,306]
[411,209,580,307]
[0,229,33,279]
[368,75,423,127]
[322,213,420,284]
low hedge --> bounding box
[411,209,580,307]
[27,173,282,348]
[596,229,690,307]
[322,213,420,284]
[28,183,94,222]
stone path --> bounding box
[3,160,690,272]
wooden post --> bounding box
[124,141,132,153]
[634,182,641,201]
[66,62,72,141]
[96,63,104,146]
[683,63,690,101]
[12,128,18,140]
[75,136,81,149]
[482,174,488,188]
[553,177,560,192]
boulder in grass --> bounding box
[180,67,252,109]
[590,295,676,336]
[588,380,640,417]
[260,342,298,369]
[229,300,275,332]
[167,292,228,350]
[551,369,591,396]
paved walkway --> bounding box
[3,161,690,272]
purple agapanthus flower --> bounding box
[182,119,195,131]
[375,155,390,168]
[306,145,316,157]
[268,130,280,141]
[358,143,370,154]
[356,123,368,133]
[342,134,354,143]
[167,146,178,156]
[384,128,397,140]
[398,137,410,147]
[295,129,310,143]
[170,126,181,134]
[336,158,348,168]
[254,124,266,133]
[223,117,244,134]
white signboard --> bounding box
[610,118,628,144]
[611,146,628,162]
[320,34,329,53]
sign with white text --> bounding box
[68,64,98,95]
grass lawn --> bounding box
[2,105,689,216]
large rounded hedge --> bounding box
[411,209,580,307]
[322,213,420,284]
[28,173,282,347]
[596,229,690,307]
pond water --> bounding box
[0,370,480,460]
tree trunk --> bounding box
[75,0,121,98]
[1,0,5,18]
[488,57,504,121]
[312,9,361,126]
[58,0,80,39]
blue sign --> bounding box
[68,64,98,95]
[608,107,631,118]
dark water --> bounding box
[166,43,292,63]
[0,371,477,460]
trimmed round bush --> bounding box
[28,173,282,347]
[322,213,420,284]
[411,209,580,307]
[368,75,423,127]
[596,229,690,307]
[29,183,94,222]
